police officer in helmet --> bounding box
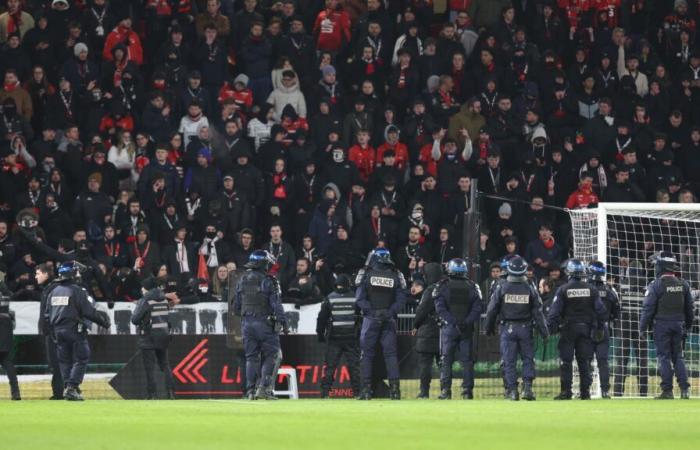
[46,261,111,401]
[485,256,548,401]
[412,262,444,399]
[234,250,289,400]
[639,252,694,399]
[316,274,361,398]
[434,258,482,400]
[131,276,176,400]
[587,261,620,399]
[355,248,408,400]
[547,259,606,400]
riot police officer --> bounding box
[588,261,621,399]
[36,263,63,399]
[131,277,175,400]
[46,261,111,401]
[0,278,20,400]
[547,259,606,400]
[434,258,482,400]
[234,250,288,400]
[412,262,444,399]
[316,274,361,398]
[639,252,695,399]
[355,248,407,400]
[485,256,549,401]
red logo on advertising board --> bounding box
[173,339,209,383]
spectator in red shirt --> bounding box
[218,74,254,114]
[376,125,409,172]
[102,16,143,66]
[565,172,599,209]
[348,129,375,183]
[313,0,351,53]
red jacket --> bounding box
[592,0,621,27]
[565,187,599,209]
[103,25,144,65]
[348,144,376,182]
[146,0,192,15]
[418,143,442,177]
[313,8,351,51]
[558,0,591,28]
[218,83,253,109]
[99,115,135,133]
[376,142,409,171]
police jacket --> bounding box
[434,276,482,330]
[546,278,606,330]
[0,282,14,352]
[38,280,60,335]
[639,275,695,332]
[591,280,621,324]
[317,288,359,342]
[485,276,549,337]
[355,263,408,317]
[46,279,110,331]
[233,268,287,327]
[132,288,171,349]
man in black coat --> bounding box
[412,262,443,398]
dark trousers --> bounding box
[242,318,280,391]
[0,351,19,396]
[613,311,649,396]
[55,328,90,388]
[45,336,64,397]
[501,323,535,390]
[360,316,399,383]
[321,340,360,394]
[593,327,611,392]
[558,323,593,394]
[654,321,689,392]
[439,325,474,392]
[141,348,174,398]
[417,351,440,393]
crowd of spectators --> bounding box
[1,0,700,306]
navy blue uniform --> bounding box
[0,283,20,399]
[434,278,482,395]
[316,289,361,396]
[590,281,620,394]
[355,264,408,386]
[234,269,287,394]
[132,288,174,399]
[639,275,695,393]
[547,279,606,396]
[46,280,110,390]
[485,278,548,392]
[39,280,63,398]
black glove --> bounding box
[107,301,115,310]
[97,311,111,329]
[317,333,326,343]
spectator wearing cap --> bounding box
[60,41,99,94]
[267,69,306,121]
[218,74,253,113]
[184,147,221,201]
[103,15,143,65]
[312,64,344,114]
[0,0,35,43]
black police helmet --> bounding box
[246,250,276,271]
[654,251,678,277]
[588,261,606,282]
[565,259,586,278]
[447,258,469,279]
[506,256,528,277]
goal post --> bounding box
[568,203,700,398]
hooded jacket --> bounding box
[448,103,486,148]
[267,78,307,121]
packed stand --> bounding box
[0,0,699,305]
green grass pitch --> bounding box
[1,399,699,450]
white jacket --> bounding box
[266,82,307,120]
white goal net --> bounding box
[569,203,700,398]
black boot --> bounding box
[389,381,401,400]
[601,390,611,399]
[64,386,84,401]
[580,391,591,400]
[553,391,572,400]
[255,385,278,400]
[246,389,256,400]
[11,386,21,401]
[507,389,519,401]
[358,384,372,400]
[681,389,690,400]
[655,390,674,400]
[521,382,535,401]
[462,389,473,400]
[320,388,329,399]
[416,389,429,399]
[438,388,451,400]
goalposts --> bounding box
[568,203,700,398]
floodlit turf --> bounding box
[1,400,699,450]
